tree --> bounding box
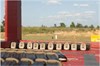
[41,24,46,27]
[70,22,75,28]
[84,25,88,28]
[41,24,44,27]
[54,24,57,27]
[1,20,5,32]
[60,22,66,27]
[0,25,4,32]
[96,25,100,29]
[76,23,83,28]
[2,20,5,26]
[89,25,94,29]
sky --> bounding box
[0,0,100,27]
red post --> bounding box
[1,0,21,48]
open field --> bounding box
[22,31,90,42]
[1,28,100,42]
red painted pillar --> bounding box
[1,0,21,48]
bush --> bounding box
[0,25,4,32]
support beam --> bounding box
[1,0,21,48]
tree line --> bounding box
[0,21,100,32]
[54,22,100,29]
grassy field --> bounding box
[1,32,90,42]
[22,34,90,42]
[1,27,100,42]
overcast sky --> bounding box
[0,0,100,27]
